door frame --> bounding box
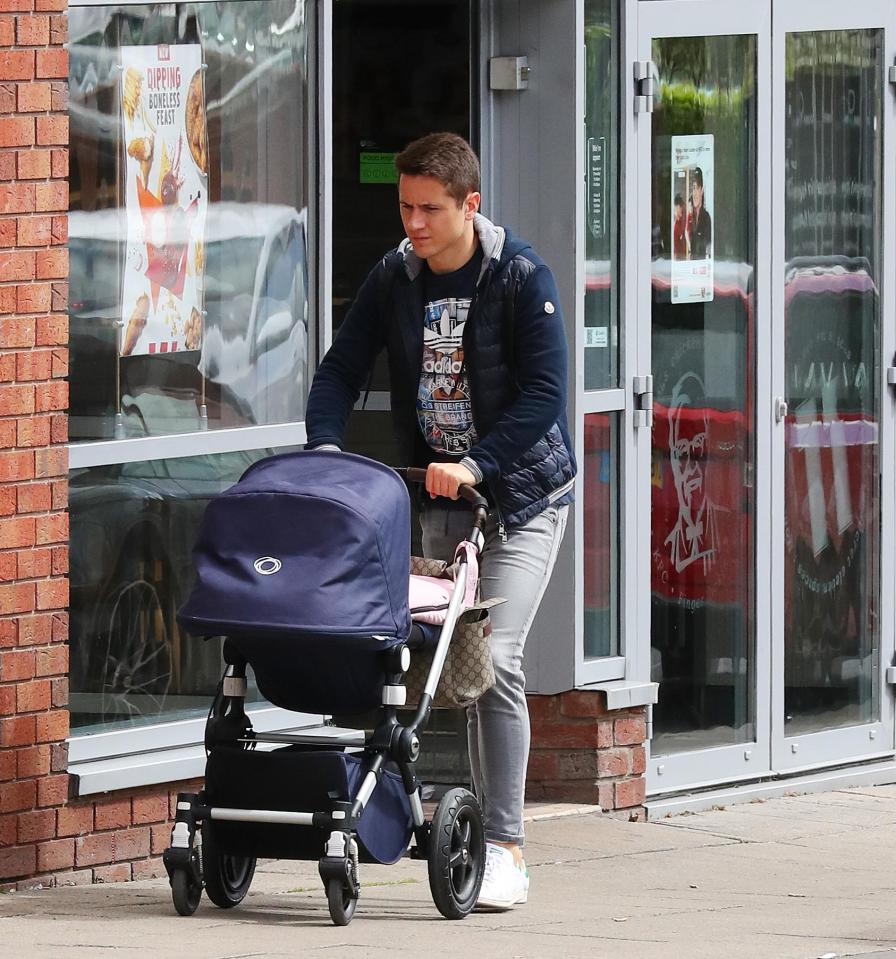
[770,0,896,774]
[638,0,774,794]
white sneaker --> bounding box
[475,843,529,910]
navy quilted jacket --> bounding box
[305,214,576,528]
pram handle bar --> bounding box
[399,467,490,520]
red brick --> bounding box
[50,413,67,443]
[51,675,67,707]
[17,613,51,646]
[35,312,66,343]
[51,611,67,643]
[0,216,15,245]
[17,149,51,179]
[0,552,16,580]
[16,280,51,313]
[48,13,63,43]
[0,813,15,844]
[597,781,614,810]
[93,863,132,883]
[525,694,559,721]
[0,777,36,812]
[613,777,646,809]
[0,82,13,111]
[35,0,65,10]
[0,115,33,146]
[560,690,608,718]
[35,381,67,412]
[36,114,66,145]
[132,794,169,825]
[151,823,170,855]
[0,648,35,680]
[36,772,68,807]
[34,247,66,278]
[17,677,51,712]
[50,740,66,772]
[51,348,67,378]
[0,685,16,715]
[0,419,15,448]
[525,751,557,781]
[34,46,65,78]
[0,619,16,646]
[530,720,599,750]
[0,845,37,880]
[95,798,130,831]
[18,808,55,843]
[0,248,36,281]
[35,707,67,743]
[35,643,66,676]
[0,49,34,80]
[49,79,64,110]
[597,747,631,778]
[17,743,50,777]
[614,717,647,747]
[57,804,92,837]
[36,838,74,873]
[132,858,165,880]
[50,147,65,177]
[36,577,67,611]
[0,286,16,313]
[0,181,35,214]
[0,450,34,481]
[50,216,65,244]
[17,214,51,245]
[554,751,601,780]
[17,547,51,578]
[51,545,67,575]
[0,516,35,549]
[631,746,646,776]
[0,714,35,748]
[35,512,67,544]
[0,16,12,45]
[16,13,47,44]
[0,314,35,345]
[17,79,49,111]
[18,414,52,447]
[34,446,66,477]
[0,581,35,613]
[33,179,65,212]
[16,482,51,513]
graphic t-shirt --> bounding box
[417,248,483,456]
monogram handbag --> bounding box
[404,556,499,708]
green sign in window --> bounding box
[360,151,398,184]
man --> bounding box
[688,166,712,260]
[305,132,575,910]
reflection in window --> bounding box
[584,0,619,390]
[783,30,881,735]
[68,450,281,731]
[68,2,310,442]
[649,35,757,756]
[583,414,618,658]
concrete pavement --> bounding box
[4,786,896,958]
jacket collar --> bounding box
[397,213,506,285]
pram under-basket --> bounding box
[204,745,412,865]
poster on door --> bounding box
[671,134,714,305]
[118,43,208,357]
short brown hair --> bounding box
[395,132,480,204]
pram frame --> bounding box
[163,469,490,924]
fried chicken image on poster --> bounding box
[416,298,479,455]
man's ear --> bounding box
[464,191,481,220]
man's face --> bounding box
[398,174,479,270]
[693,180,704,211]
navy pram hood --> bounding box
[178,450,412,645]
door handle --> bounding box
[774,397,788,423]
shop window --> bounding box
[68,2,310,442]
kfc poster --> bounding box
[671,134,714,305]
[119,44,208,357]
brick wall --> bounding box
[0,0,72,886]
[526,691,648,820]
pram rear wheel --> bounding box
[427,787,485,919]
[326,878,358,925]
[201,820,256,908]
[171,868,202,916]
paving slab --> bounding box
[3,786,896,959]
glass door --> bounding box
[639,0,772,792]
[771,0,896,771]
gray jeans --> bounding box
[421,501,569,846]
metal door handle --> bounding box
[774,397,788,423]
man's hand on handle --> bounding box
[426,462,477,500]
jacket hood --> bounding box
[396,213,531,285]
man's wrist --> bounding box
[459,456,484,485]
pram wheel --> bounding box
[427,787,485,919]
[171,868,202,916]
[201,820,256,908]
[326,878,358,925]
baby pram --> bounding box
[163,450,490,924]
